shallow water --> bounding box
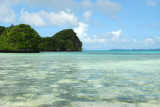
[0,51,160,107]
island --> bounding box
[41,29,82,51]
[0,24,82,53]
[109,49,160,51]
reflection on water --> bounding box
[0,51,160,107]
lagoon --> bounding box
[0,51,160,107]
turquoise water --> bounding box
[0,51,160,107]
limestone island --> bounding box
[0,24,82,53]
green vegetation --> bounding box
[0,24,41,52]
[41,29,82,51]
[0,24,82,52]
[0,26,6,35]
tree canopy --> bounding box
[0,24,41,52]
[0,26,6,35]
[41,29,82,51]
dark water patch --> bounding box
[52,100,71,107]
[58,93,96,102]
[38,104,55,107]
[116,95,148,103]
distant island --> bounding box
[109,49,160,51]
[0,24,82,53]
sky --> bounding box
[0,0,160,50]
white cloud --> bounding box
[27,0,121,17]
[74,22,106,43]
[83,11,92,21]
[147,0,157,7]
[102,29,122,41]
[20,9,47,27]
[74,22,88,42]
[20,9,78,27]
[74,23,122,44]
[96,0,121,18]
[44,11,78,26]
[110,30,122,41]
[66,9,71,12]
[90,35,106,43]
[1,0,121,21]
[144,38,155,45]
[0,5,16,23]
[84,35,106,43]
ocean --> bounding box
[0,51,160,107]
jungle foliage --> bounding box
[0,24,82,52]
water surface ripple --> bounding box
[0,51,160,107]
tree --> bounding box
[0,26,6,35]
[0,24,41,52]
[10,24,15,29]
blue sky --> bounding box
[0,0,160,50]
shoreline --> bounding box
[0,50,82,53]
[0,50,40,53]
